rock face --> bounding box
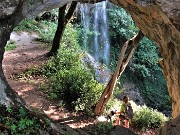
[158,116,180,135]
[0,0,19,18]
[1,0,180,134]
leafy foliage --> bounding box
[36,21,57,43]
[5,40,16,51]
[131,37,160,78]
[14,19,41,32]
[39,24,103,113]
[132,105,169,129]
[107,3,138,70]
[14,19,57,44]
[107,3,138,40]
[0,105,49,135]
[107,3,170,111]
[129,37,170,111]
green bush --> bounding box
[130,37,170,111]
[14,19,41,32]
[107,3,138,40]
[41,48,103,113]
[36,21,57,43]
[39,24,103,113]
[132,105,169,129]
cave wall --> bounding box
[1,0,180,119]
[109,0,180,119]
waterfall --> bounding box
[80,3,90,50]
[94,4,100,61]
[100,1,110,65]
[80,1,110,66]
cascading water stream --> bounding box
[79,1,111,83]
[100,1,110,65]
[94,3,100,61]
[80,4,90,50]
[80,1,110,66]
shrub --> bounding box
[39,24,103,113]
[36,21,57,43]
[132,105,169,129]
[41,48,103,113]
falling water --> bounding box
[80,1,110,66]
[79,1,111,83]
[93,4,100,61]
[100,1,110,65]
[80,4,90,50]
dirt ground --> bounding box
[2,31,156,135]
[3,31,90,127]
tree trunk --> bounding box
[48,2,77,56]
[94,31,144,115]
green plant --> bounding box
[18,118,34,130]
[14,18,57,45]
[0,105,48,134]
[132,105,169,129]
[129,37,170,111]
[97,122,113,133]
[107,3,138,40]
[37,24,103,113]
[49,92,58,99]
[5,40,16,51]
[6,106,13,113]
[18,107,27,117]
[107,3,170,111]
[14,19,40,32]
[41,49,103,113]
[37,21,57,43]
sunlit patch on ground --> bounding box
[44,106,68,120]
[16,84,34,96]
[43,105,95,128]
